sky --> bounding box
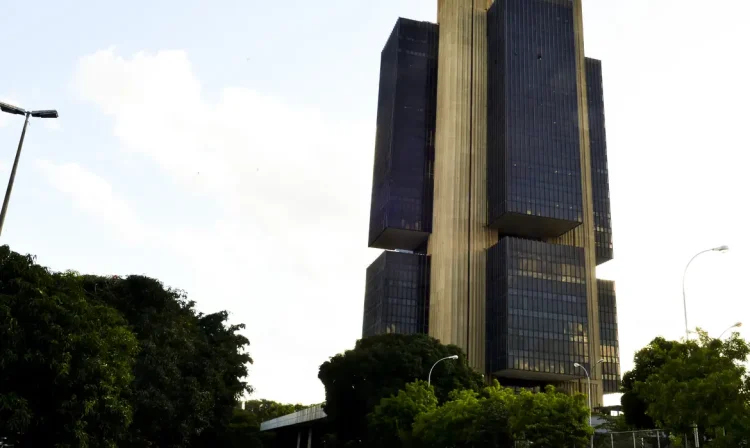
[1,0,748,408]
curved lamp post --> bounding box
[427,355,458,386]
[575,360,604,448]
[718,322,742,340]
[0,101,59,237]
[683,245,729,340]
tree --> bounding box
[318,333,484,444]
[633,330,750,445]
[82,274,253,447]
[221,408,270,448]
[412,382,588,447]
[620,336,678,429]
[243,399,306,423]
[367,380,437,448]
[412,389,485,448]
[510,385,592,447]
[0,246,139,446]
[412,382,517,448]
[220,400,305,448]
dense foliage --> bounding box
[0,247,138,446]
[367,380,438,448]
[620,336,678,429]
[371,380,591,448]
[318,333,484,444]
[619,331,750,446]
[0,246,254,447]
[630,331,750,445]
[510,385,591,447]
[81,274,253,447]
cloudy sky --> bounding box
[1,0,748,407]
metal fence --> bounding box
[594,429,700,448]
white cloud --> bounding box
[71,48,377,404]
[35,159,150,244]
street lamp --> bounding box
[0,101,59,237]
[574,362,600,448]
[427,355,459,387]
[718,322,742,340]
[682,245,729,340]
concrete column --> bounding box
[307,427,312,448]
[430,0,494,375]
[296,430,301,448]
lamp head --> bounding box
[734,322,743,329]
[30,110,59,119]
[714,245,730,253]
[0,101,26,116]
[449,355,459,360]
[574,362,582,368]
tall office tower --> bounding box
[364,0,619,407]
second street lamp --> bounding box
[427,355,458,387]
[682,245,729,340]
[0,101,59,237]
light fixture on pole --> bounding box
[574,362,594,448]
[427,355,459,387]
[0,101,59,237]
[682,245,729,340]
[718,322,742,340]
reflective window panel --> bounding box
[362,251,430,338]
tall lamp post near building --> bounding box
[0,101,58,237]
[683,246,729,340]
[575,360,604,448]
[427,355,458,387]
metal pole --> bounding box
[683,249,723,340]
[610,433,613,448]
[0,113,30,237]
[588,375,593,448]
[632,432,636,448]
[657,430,661,448]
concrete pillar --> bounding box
[296,430,301,448]
[573,0,603,408]
[430,0,495,375]
[307,427,312,448]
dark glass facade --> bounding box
[363,4,621,399]
[368,18,438,251]
[597,279,620,393]
[587,58,614,265]
[362,251,430,338]
[486,238,589,381]
[487,0,583,239]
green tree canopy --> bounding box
[82,275,254,447]
[633,330,750,445]
[0,246,139,446]
[620,336,679,429]
[410,382,589,448]
[412,388,485,448]
[242,399,306,423]
[318,333,483,444]
[367,380,438,448]
[510,385,591,447]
